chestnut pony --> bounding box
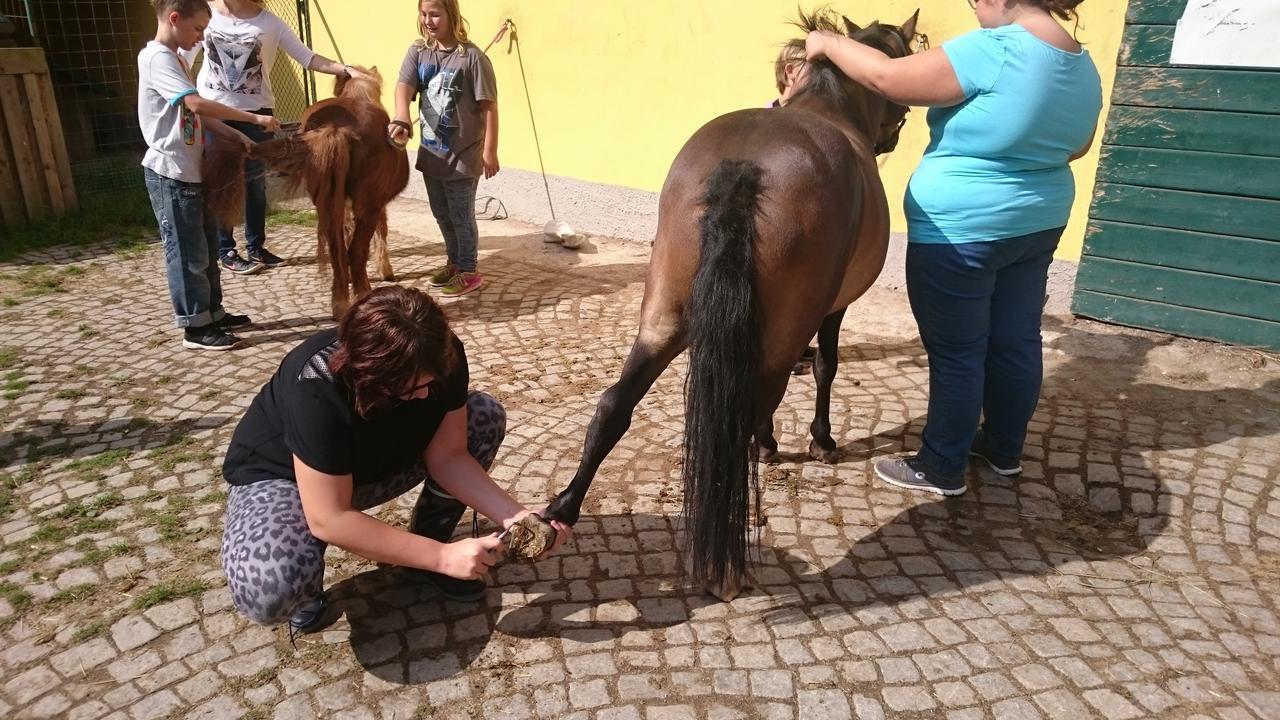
[545,10,920,601]
[206,67,410,319]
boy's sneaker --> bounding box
[247,247,286,268]
[427,263,459,287]
[214,312,252,330]
[969,431,1023,475]
[220,250,264,275]
[182,325,240,351]
[439,271,483,297]
[874,455,966,496]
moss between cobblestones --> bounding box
[132,577,212,609]
[0,581,33,611]
[3,369,29,399]
[0,346,18,368]
[72,621,106,642]
[147,437,214,472]
[48,583,98,606]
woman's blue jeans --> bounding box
[424,175,481,272]
[906,227,1064,477]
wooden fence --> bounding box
[0,47,77,233]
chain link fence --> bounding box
[0,0,313,198]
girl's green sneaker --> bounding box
[439,271,484,297]
[428,263,459,287]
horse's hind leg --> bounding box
[372,208,394,281]
[754,416,779,464]
[545,326,686,525]
[809,307,847,463]
[348,211,378,303]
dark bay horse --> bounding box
[545,10,919,601]
[206,67,409,319]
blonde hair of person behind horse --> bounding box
[416,0,470,50]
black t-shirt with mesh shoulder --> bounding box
[222,329,469,486]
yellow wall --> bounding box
[313,1,1128,259]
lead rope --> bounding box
[504,20,559,224]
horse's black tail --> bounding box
[683,159,764,598]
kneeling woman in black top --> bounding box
[220,286,570,632]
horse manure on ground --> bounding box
[504,514,557,560]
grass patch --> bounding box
[80,541,132,566]
[14,265,67,296]
[132,577,211,609]
[54,389,85,400]
[0,183,156,263]
[147,437,213,471]
[72,621,106,642]
[3,369,29,399]
[77,323,98,340]
[0,581,33,611]
[129,397,158,412]
[48,583,97,606]
[0,465,37,518]
[0,347,18,369]
[266,206,317,227]
[32,492,126,543]
[65,450,132,483]
[199,489,226,504]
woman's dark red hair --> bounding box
[329,286,456,417]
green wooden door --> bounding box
[1072,0,1280,350]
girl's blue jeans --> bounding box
[906,226,1064,477]
[425,175,481,272]
[216,109,274,256]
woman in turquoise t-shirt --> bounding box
[806,0,1102,496]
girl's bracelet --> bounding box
[389,119,414,138]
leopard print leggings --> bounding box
[220,391,506,625]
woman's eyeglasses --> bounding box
[966,0,977,8]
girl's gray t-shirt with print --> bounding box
[397,40,497,179]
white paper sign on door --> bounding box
[1170,0,1280,68]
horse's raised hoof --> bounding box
[705,570,752,603]
[808,439,840,464]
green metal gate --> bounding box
[1071,0,1280,351]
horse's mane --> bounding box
[787,9,909,120]
[334,66,384,106]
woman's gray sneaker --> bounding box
[874,455,966,496]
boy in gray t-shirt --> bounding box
[138,0,278,350]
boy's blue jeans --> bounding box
[216,109,274,255]
[905,227,1064,477]
[143,168,228,329]
[424,175,481,272]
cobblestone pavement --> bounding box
[1,202,1278,720]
